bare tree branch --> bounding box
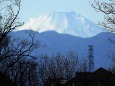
[91,0,115,32]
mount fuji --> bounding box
[18,12,105,38]
[13,12,115,68]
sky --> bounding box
[19,0,105,24]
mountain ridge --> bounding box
[11,30,115,69]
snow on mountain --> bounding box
[18,12,105,38]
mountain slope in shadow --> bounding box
[11,30,115,69]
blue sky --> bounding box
[19,0,105,23]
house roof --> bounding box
[93,67,114,80]
[70,67,115,82]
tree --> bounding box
[91,0,115,32]
[0,1,41,86]
[0,31,39,85]
[37,51,88,86]
[91,0,115,73]
[108,52,115,73]
[0,0,22,63]
[0,0,23,43]
[0,0,22,82]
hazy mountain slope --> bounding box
[18,12,104,38]
[11,30,115,69]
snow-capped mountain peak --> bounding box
[18,11,104,38]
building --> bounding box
[68,67,115,86]
[44,68,115,86]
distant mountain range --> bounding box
[13,12,115,69]
[11,30,115,69]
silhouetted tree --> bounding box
[37,51,90,86]
[92,0,115,73]
[91,0,115,33]
[0,1,41,86]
